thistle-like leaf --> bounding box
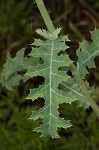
[0,48,37,90]
[25,29,76,138]
[61,29,99,109]
[77,28,99,76]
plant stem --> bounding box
[35,0,99,117]
[70,64,99,117]
[35,0,55,33]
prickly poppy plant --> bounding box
[0,0,99,138]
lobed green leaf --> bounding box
[25,29,76,138]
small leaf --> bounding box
[36,28,62,40]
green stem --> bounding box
[35,0,99,117]
[35,0,55,33]
[70,64,99,117]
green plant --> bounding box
[0,0,99,138]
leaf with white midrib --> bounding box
[26,29,76,138]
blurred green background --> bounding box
[0,0,99,150]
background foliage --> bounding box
[0,0,99,149]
